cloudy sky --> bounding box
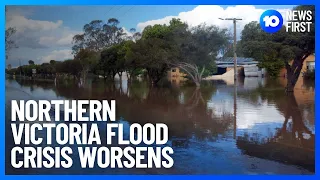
[6,5,295,67]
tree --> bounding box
[239,21,286,78]
[100,45,121,80]
[169,21,229,87]
[284,5,315,92]
[50,60,56,65]
[125,21,176,84]
[126,18,228,86]
[56,59,82,78]
[5,7,18,60]
[129,28,142,41]
[116,41,134,79]
[127,37,174,85]
[28,60,35,65]
[120,40,145,81]
[5,27,17,60]
[72,18,126,54]
[74,49,99,83]
[240,5,315,92]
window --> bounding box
[307,61,315,71]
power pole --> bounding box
[232,19,238,81]
[219,17,242,139]
[219,18,242,81]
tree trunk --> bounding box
[146,67,166,86]
[127,71,131,82]
[112,71,116,81]
[285,53,311,92]
[118,71,123,81]
[285,62,301,92]
[103,71,107,79]
[286,71,295,92]
[172,63,205,87]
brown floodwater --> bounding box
[5,77,315,175]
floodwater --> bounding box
[5,77,315,175]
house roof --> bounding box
[216,57,258,67]
[216,57,255,64]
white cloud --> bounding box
[137,5,291,39]
[38,29,81,47]
[39,36,56,45]
[138,15,176,30]
[40,49,73,63]
[6,15,63,33]
[57,34,75,45]
[122,27,135,38]
[6,6,80,50]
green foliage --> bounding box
[239,9,314,78]
[96,18,228,85]
[142,24,170,39]
[13,18,229,87]
[28,60,35,65]
[100,45,121,77]
[18,64,38,76]
[50,60,56,65]
[133,18,229,85]
[38,63,55,75]
[177,24,229,67]
[56,60,82,77]
[127,38,172,83]
[72,18,127,54]
[202,60,217,77]
[8,59,83,80]
[259,60,284,78]
[74,49,99,70]
[5,27,17,60]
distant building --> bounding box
[167,67,187,84]
[7,64,12,70]
[215,57,265,77]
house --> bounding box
[279,54,315,77]
[167,67,187,84]
[278,54,315,93]
[215,57,265,77]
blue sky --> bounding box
[6,5,295,67]
[25,6,198,31]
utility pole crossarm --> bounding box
[224,18,243,21]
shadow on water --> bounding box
[236,94,314,172]
[5,77,315,174]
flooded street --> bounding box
[5,77,315,175]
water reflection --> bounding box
[236,93,314,172]
[5,77,314,174]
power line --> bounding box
[114,5,124,16]
[122,6,134,18]
[107,5,124,19]
[105,6,115,17]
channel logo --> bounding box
[260,10,284,33]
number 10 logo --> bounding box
[260,10,283,33]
